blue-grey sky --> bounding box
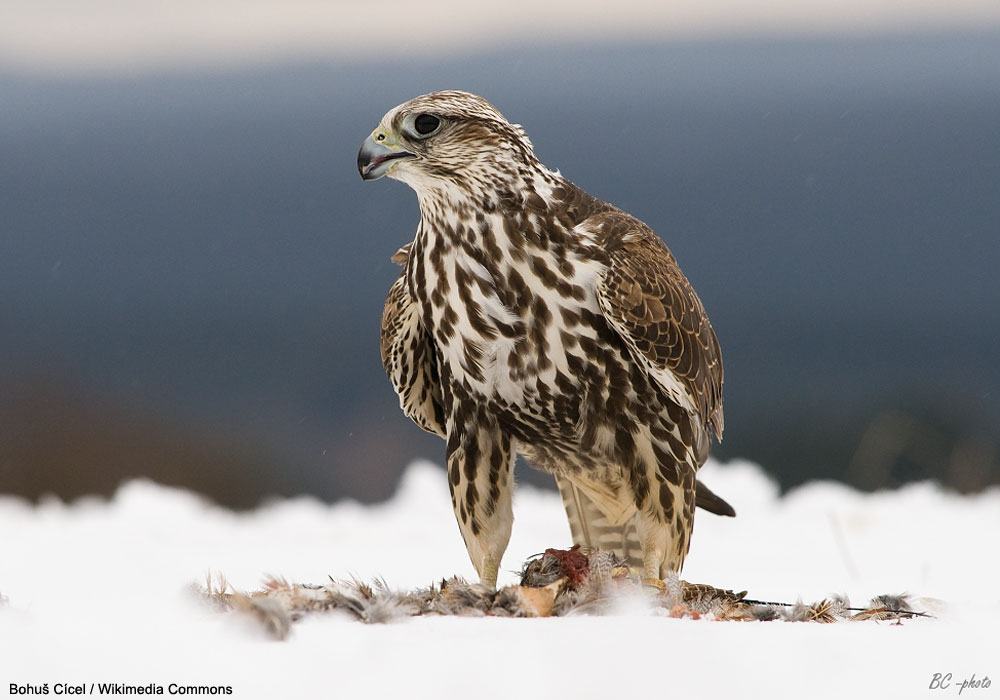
[2,7,998,506]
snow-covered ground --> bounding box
[1,459,997,699]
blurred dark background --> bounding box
[2,32,998,507]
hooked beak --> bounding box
[358,133,416,181]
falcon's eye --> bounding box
[413,114,441,137]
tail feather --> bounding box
[695,479,736,517]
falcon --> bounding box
[359,91,731,587]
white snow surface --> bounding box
[1,459,997,699]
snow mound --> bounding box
[1,459,997,699]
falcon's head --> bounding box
[357,90,538,198]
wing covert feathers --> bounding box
[591,211,725,441]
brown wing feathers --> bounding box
[594,214,724,441]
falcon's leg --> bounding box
[628,431,698,580]
[556,473,735,570]
[445,416,514,589]
[556,474,643,569]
